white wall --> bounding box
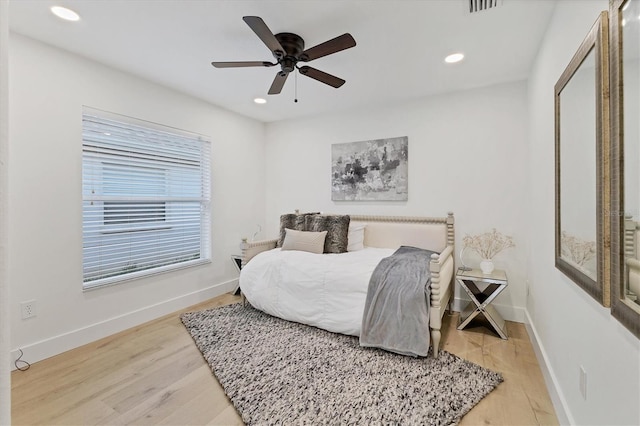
[0,1,11,423]
[527,1,640,425]
[8,34,266,365]
[265,81,529,321]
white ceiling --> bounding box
[8,0,557,123]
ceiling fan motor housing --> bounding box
[274,32,305,72]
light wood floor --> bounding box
[11,294,558,425]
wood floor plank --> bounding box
[45,399,118,426]
[100,343,205,414]
[12,294,558,425]
[11,334,199,424]
[157,370,235,426]
[108,365,224,425]
[208,405,243,425]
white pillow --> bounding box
[347,224,366,252]
[281,228,327,254]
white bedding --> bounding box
[239,247,396,336]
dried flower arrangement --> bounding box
[560,231,596,266]
[462,228,515,260]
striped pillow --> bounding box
[281,229,327,254]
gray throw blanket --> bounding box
[360,246,436,357]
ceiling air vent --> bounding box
[469,0,501,13]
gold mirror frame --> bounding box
[555,11,610,306]
[610,0,640,338]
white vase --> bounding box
[480,259,494,274]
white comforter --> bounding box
[239,247,396,336]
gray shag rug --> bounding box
[181,303,503,426]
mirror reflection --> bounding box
[559,48,598,280]
[622,0,640,308]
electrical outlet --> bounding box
[579,366,587,400]
[20,300,36,319]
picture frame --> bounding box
[331,136,408,201]
[609,0,640,337]
[554,11,610,306]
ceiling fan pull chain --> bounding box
[294,68,298,103]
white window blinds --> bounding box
[82,108,211,289]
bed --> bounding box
[239,212,455,357]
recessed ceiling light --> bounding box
[445,53,464,64]
[51,6,80,22]
[254,98,267,104]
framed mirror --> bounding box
[610,0,640,338]
[555,11,610,306]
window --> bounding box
[82,108,211,289]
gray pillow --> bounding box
[277,212,320,247]
[305,214,350,254]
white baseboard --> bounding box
[10,279,238,371]
[524,310,572,425]
[451,297,526,323]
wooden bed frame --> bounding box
[240,212,455,357]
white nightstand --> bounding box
[456,267,509,339]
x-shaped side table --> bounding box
[456,268,509,339]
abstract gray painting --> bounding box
[331,136,408,201]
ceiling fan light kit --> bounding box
[212,16,356,96]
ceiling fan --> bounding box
[212,16,356,95]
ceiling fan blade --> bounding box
[211,61,276,68]
[298,66,345,88]
[268,72,289,95]
[243,16,285,58]
[300,33,356,62]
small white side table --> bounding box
[456,268,509,339]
